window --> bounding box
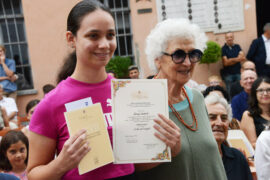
[0,0,33,90]
[99,0,134,60]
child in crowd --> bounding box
[21,99,40,137]
[42,84,55,96]
[0,130,28,180]
[25,99,40,121]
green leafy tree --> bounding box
[106,56,131,78]
[200,41,222,64]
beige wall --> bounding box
[129,0,158,77]
[17,0,80,115]
[130,0,257,85]
[193,0,257,85]
[16,0,257,115]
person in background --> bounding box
[221,32,245,93]
[203,86,241,129]
[230,61,256,99]
[42,84,55,96]
[247,23,270,77]
[0,131,28,180]
[205,94,252,180]
[0,106,9,131]
[0,85,18,129]
[231,70,257,121]
[255,124,270,180]
[0,45,17,100]
[185,79,207,92]
[128,65,140,79]
[25,100,40,121]
[106,70,115,78]
[241,77,270,148]
[21,99,40,137]
[208,75,223,87]
[203,85,230,102]
[135,18,227,180]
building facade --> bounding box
[2,0,257,114]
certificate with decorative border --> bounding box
[112,79,171,164]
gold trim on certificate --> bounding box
[112,79,171,164]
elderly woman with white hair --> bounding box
[205,94,252,180]
[135,19,227,180]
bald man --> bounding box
[241,61,256,72]
[231,70,257,121]
[230,61,256,98]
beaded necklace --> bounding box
[153,75,198,131]
[169,87,198,131]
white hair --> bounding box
[204,93,232,122]
[145,18,208,73]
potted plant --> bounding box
[200,41,222,76]
[106,56,131,78]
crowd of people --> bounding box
[0,0,270,179]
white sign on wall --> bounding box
[156,0,245,33]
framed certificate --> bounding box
[112,79,171,164]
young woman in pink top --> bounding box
[27,1,181,179]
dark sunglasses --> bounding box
[162,49,203,64]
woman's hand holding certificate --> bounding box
[153,114,181,157]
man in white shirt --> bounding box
[247,23,270,76]
[0,84,18,124]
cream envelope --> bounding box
[227,130,254,157]
[64,103,114,175]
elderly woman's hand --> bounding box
[154,114,181,157]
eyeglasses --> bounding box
[162,49,203,64]
[256,88,270,95]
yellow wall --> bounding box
[17,0,257,115]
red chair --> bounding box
[17,116,29,128]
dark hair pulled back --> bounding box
[56,0,113,84]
